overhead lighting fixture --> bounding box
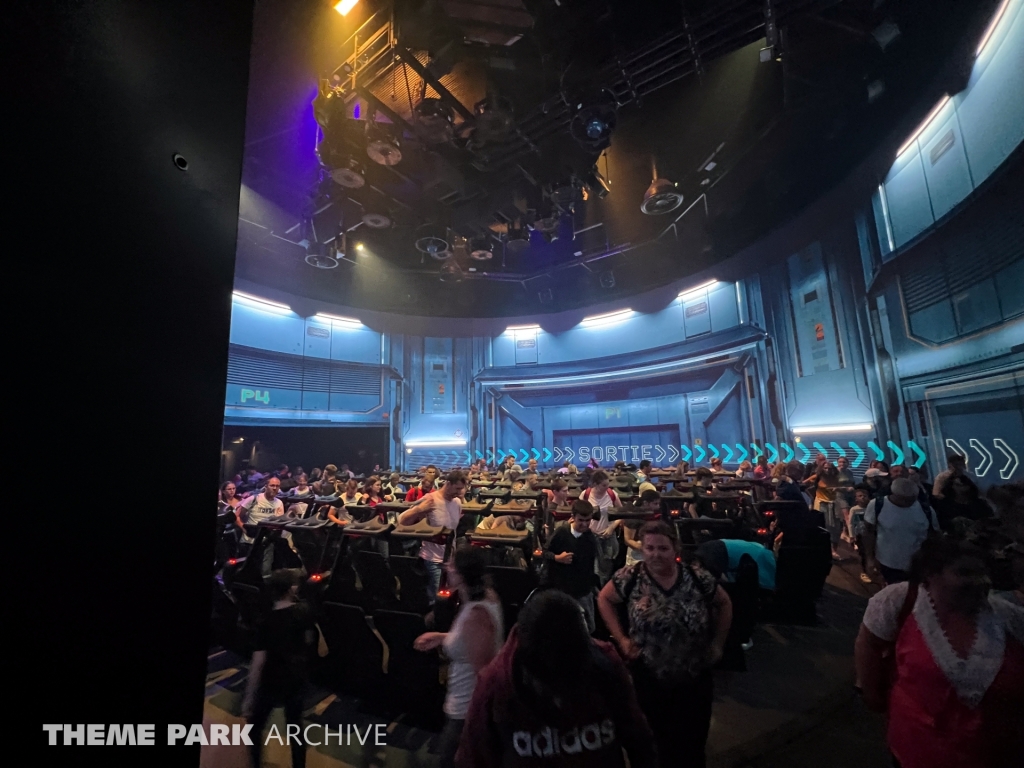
[641,160,684,215]
[334,0,359,17]
[314,312,361,328]
[232,291,291,312]
[405,439,467,447]
[581,309,633,328]
[976,0,1010,56]
[678,279,720,299]
[896,95,950,157]
[505,324,541,334]
[355,243,365,251]
[792,424,874,435]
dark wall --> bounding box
[17,2,253,762]
[221,425,391,478]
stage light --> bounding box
[678,280,720,299]
[584,165,611,199]
[314,312,362,328]
[232,291,291,312]
[581,308,633,328]
[304,242,339,270]
[977,0,1010,56]
[641,161,683,215]
[896,95,950,157]
[599,271,616,289]
[792,424,874,435]
[355,242,364,251]
[334,0,359,17]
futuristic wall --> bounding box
[224,5,1023,487]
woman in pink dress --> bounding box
[855,536,1023,768]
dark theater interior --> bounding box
[24,1,1022,767]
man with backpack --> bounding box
[863,478,940,585]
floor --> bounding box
[202,541,893,768]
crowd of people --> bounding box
[219,450,1022,768]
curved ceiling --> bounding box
[234,0,1002,318]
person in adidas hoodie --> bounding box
[456,589,657,768]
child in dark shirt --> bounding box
[543,500,600,633]
[242,569,316,768]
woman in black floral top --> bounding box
[598,521,732,768]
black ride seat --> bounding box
[319,602,387,703]
[373,609,444,727]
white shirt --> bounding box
[443,598,504,718]
[243,493,284,524]
[419,490,462,563]
[583,488,617,534]
[863,497,939,571]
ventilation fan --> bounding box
[469,237,494,261]
[365,124,402,166]
[415,223,451,258]
[641,161,683,215]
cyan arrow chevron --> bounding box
[887,441,905,466]
[868,441,885,462]
[465,451,472,463]
[848,442,866,468]
[532,448,541,460]
[475,450,484,460]
[830,442,847,458]
[765,443,779,463]
[907,441,926,469]
[708,444,720,460]
[516,449,527,463]
[694,444,706,462]
[781,442,795,463]
[722,444,734,462]
[993,439,1018,480]
[735,444,748,462]
[486,449,494,463]
[798,443,811,463]
[668,445,680,463]
[969,439,992,477]
[812,442,828,458]
[543,447,553,463]
[750,443,763,459]
[681,445,692,462]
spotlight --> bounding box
[365,124,402,166]
[569,92,618,150]
[872,20,901,51]
[599,271,616,289]
[439,260,464,283]
[641,162,683,215]
[361,212,391,229]
[355,242,365,252]
[584,165,611,199]
[469,236,494,261]
[334,0,359,17]
[758,46,774,63]
[506,220,530,253]
[413,98,454,145]
[317,142,366,188]
[304,242,339,269]
[530,203,560,242]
